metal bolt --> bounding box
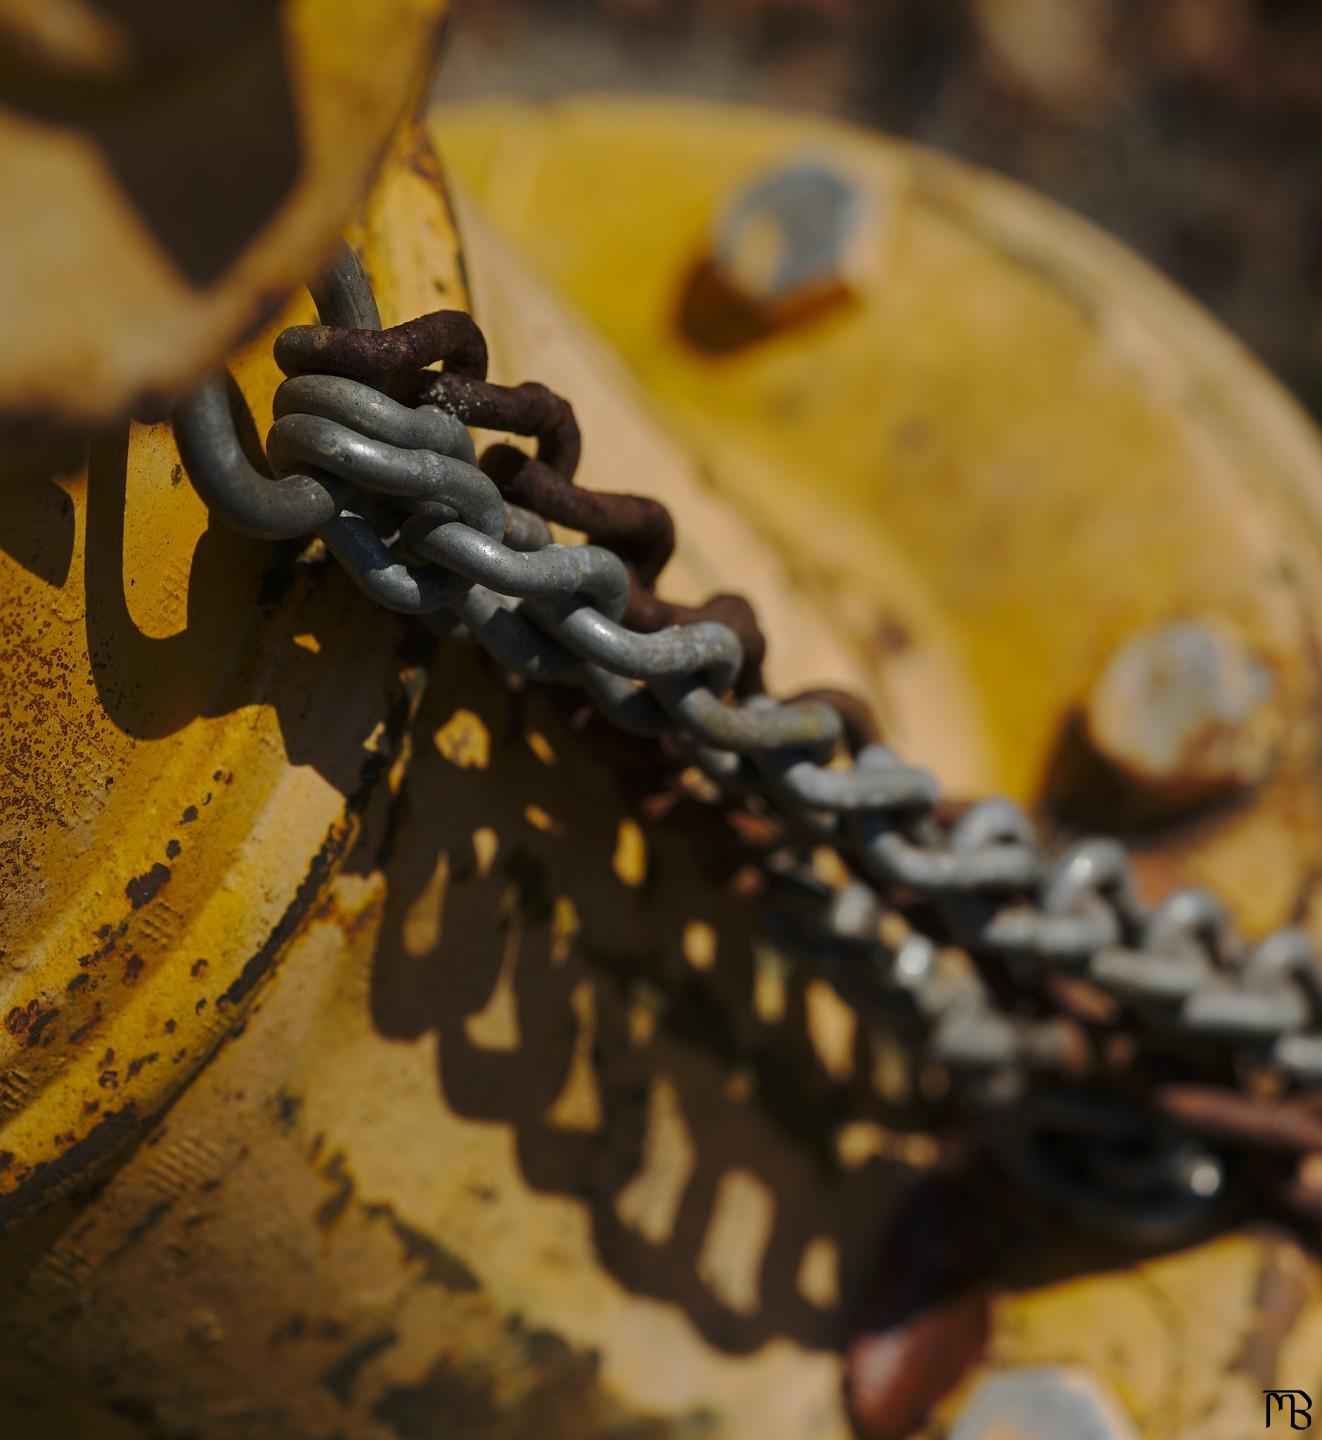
[950,1367,1140,1440]
[678,158,871,351]
[1075,618,1281,825]
[714,159,865,307]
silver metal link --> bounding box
[172,240,1322,1249]
[173,377,341,540]
[273,373,478,465]
[405,523,631,619]
[267,412,505,538]
[534,600,742,692]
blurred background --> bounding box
[440,0,1322,417]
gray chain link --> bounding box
[172,243,1322,1242]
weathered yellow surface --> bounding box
[431,96,1322,1434]
[9,94,1322,1440]
[0,0,450,426]
[434,96,1322,935]
[0,148,901,1440]
[0,121,465,1224]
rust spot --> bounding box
[676,254,853,356]
[163,1018,176,1034]
[271,1313,308,1345]
[122,954,145,984]
[0,1105,139,1227]
[845,1174,1003,1438]
[124,863,170,909]
[190,958,209,979]
[5,1003,36,1035]
[321,1327,400,1405]
[79,918,127,969]
[228,673,413,1003]
[277,309,488,389]
[217,806,358,1008]
[66,973,90,994]
[126,1053,159,1081]
[180,805,198,824]
[315,888,386,950]
[363,1200,480,1292]
[274,1088,301,1129]
[6,1000,59,1048]
[846,1288,991,1438]
[316,1151,354,1229]
[25,1007,59,1048]
[165,838,181,860]
[103,1198,175,1267]
[67,1005,102,1046]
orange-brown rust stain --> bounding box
[313,886,388,951]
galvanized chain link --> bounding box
[172,243,1322,1244]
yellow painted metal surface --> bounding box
[9,90,1322,1440]
[0,0,450,428]
[0,162,902,1440]
[0,121,467,1224]
[434,97,1322,937]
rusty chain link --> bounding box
[173,242,1322,1247]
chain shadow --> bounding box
[68,424,408,792]
[368,643,931,1356]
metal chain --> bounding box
[173,243,1322,1246]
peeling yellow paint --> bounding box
[0,124,463,1211]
